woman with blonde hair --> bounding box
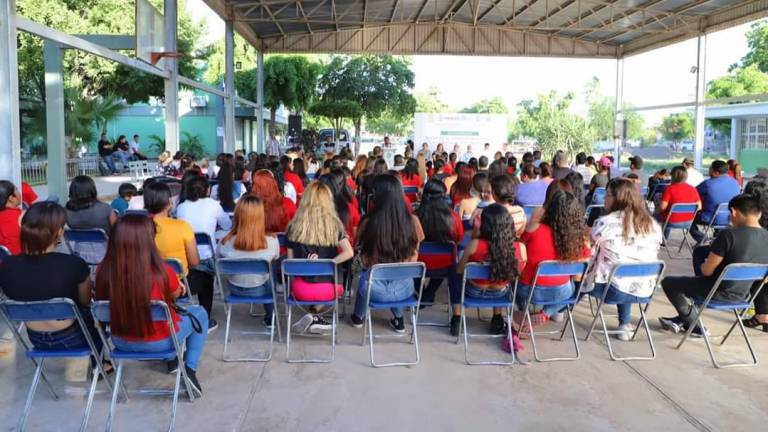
[351,155,368,182]
[286,182,354,334]
[219,195,280,327]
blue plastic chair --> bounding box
[661,203,698,258]
[458,263,516,365]
[648,182,670,203]
[584,261,666,361]
[91,300,197,431]
[523,205,540,221]
[194,232,217,263]
[640,186,649,197]
[307,172,317,181]
[361,262,426,367]
[63,228,109,265]
[584,204,604,224]
[515,260,588,362]
[592,187,606,205]
[0,298,111,432]
[462,218,474,231]
[0,244,10,260]
[703,202,730,243]
[216,258,281,362]
[403,185,419,198]
[417,242,457,327]
[165,258,194,306]
[281,259,339,363]
[677,263,768,368]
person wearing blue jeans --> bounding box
[588,283,642,328]
[227,282,275,327]
[112,304,208,373]
[514,281,574,317]
[352,269,415,334]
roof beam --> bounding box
[390,0,400,22]
[571,0,664,39]
[440,0,466,23]
[363,0,368,24]
[296,0,313,33]
[476,0,505,24]
[551,0,617,36]
[531,0,575,27]
[331,0,339,31]
[414,0,430,22]
[593,0,708,43]
[504,0,541,25]
[261,2,286,36]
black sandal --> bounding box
[742,317,768,332]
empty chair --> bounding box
[676,263,768,368]
[91,300,198,431]
[216,258,281,362]
[360,263,426,367]
[0,298,111,432]
[458,263,516,365]
[585,262,666,361]
[282,259,339,363]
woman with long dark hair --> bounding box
[585,178,662,340]
[251,170,296,234]
[400,158,422,202]
[0,180,22,254]
[211,162,239,212]
[95,214,207,394]
[415,179,464,312]
[517,190,590,329]
[351,174,425,333]
[453,204,526,336]
[66,175,116,264]
[293,158,310,187]
[282,156,305,198]
[269,160,297,204]
[319,168,360,243]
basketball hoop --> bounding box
[150,51,183,65]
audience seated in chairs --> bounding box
[95,214,208,394]
[0,201,106,368]
[584,178,663,340]
[318,168,360,244]
[176,174,232,263]
[351,174,425,333]
[219,195,280,327]
[285,182,354,335]
[65,175,116,264]
[487,174,526,236]
[0,180,23,255]
[654,166,700,231]
[252,170,296,234]
[660,194,768,337]
[689,160,742,243]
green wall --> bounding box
[739,149,768,175]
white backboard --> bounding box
[135,0,165,66]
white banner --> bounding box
[414,113,508,156]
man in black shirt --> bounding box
[660,194,768,336]
[97,133,118,175]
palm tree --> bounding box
[64,89,124,157]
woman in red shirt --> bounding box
[281,156,305,197]
[655,166,701,233]
[518,190,590,328]
[252,170,296,234]
[95,214,208,394]
[727,159,743,187]
[319,168,360,244]
[454,204,525,337]
[0,181,23,255]
[415,180,464,313]
[400,158,423,202]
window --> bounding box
[742,118,768,150]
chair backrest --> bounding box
[216,258,271,277]
[606,261,665,290]
[63,228,108,244]
[281,259,336,277]
[369,262,426,281]
[0,245,10,260]
[194,232,214,248]
[532,260,588,282]
[584,204,603,222]
[91,299,173,324]
[418,241,457,258]
[1,297,78,322]
[403,186,418,195]
[307,172,317,180]
[666,203,698,225]
[710,202,731,227]
[592,187,606,204]
[276,233,288,248]
[719,263,768,282]
[523,205,539,220]
[164,258,185,277]
[462,219,474,231]
[463,262,493,281]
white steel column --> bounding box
[694,34,707,171]
[224,17,236,154]
[0,0,22,187]
[730,117,739,160]
[613,57,624,168]
[164,0,179,153]
[256,50,265,152]
[43,42,67,200]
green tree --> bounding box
[203,34,258,85]
[738,21,768,73]
[460,96,508,114]
[261,56,322,134]
[415,86,453,113]
[706,64,768,99]
[366,109,412,136]
[585,77,644,141]
[659,112,694,144]
[514,91,594,159]
[318,55,416,140]
[16,0,210,104]
[308,100,363,139]
[63,89,124,157]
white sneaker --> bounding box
[617,323,634,341]
[292,313,314,334]
[551,312,565,323]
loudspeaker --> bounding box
[288,115,302,138]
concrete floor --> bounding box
[1,239,768,432]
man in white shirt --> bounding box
[420,142,432,162]
[461,144,474,163]
[130,134,147,160]
[683,157,704,186]
[266,133,280,157]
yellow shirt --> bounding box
[154,216,194,275]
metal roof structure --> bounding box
[203,0,768,58]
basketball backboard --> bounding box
[135,0,165,67]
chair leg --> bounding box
[79,363,101,432]
[367,313,376,366]
[529,308,580,362]
[18,358,45,432]
[223,304,232,360]
[703,311,759,368]
[285,306,293,361]
[106,361,124,432]
[168,363,182,432]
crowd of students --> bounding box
[1,145,768,393]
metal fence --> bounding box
[21,154,102,186]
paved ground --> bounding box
[1,236,767,432]
[32,175,133,203]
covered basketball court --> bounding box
[2,1,768,430]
